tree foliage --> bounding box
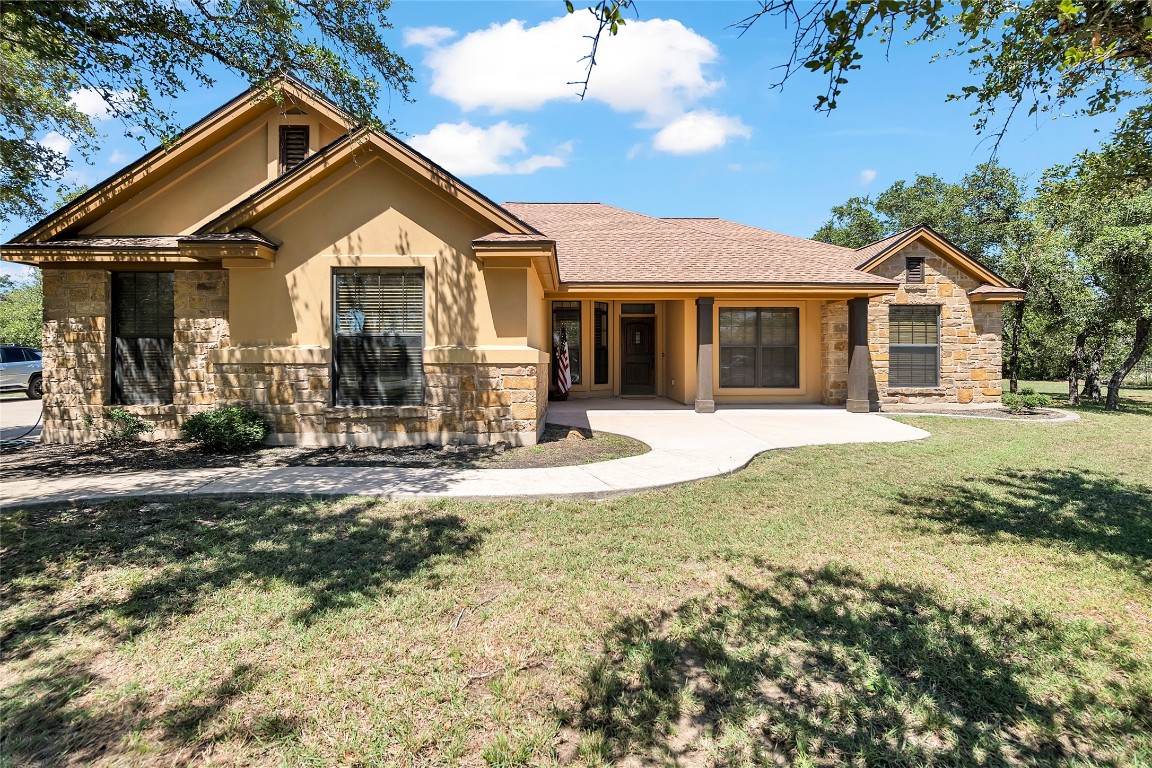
[0,0,414,223]
[812,163,1027,265]
[0,272,43,347]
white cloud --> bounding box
[409,121,569,176]
[859,169,878,185]
[422,14,721,123]
[652,111,751,155]
[108,149,130,165]
[404,26,456,48]
[39,131,73,156]
[69,88,131,120]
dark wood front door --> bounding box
[621,317,656,395]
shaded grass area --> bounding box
[0,422,647,480]
[2,400,1151,766]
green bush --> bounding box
[1002,387,1054,413]
[181,406,269,453]
[92,408,156,445]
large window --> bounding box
[552,301,582,386]
[594,301,609,385]
[333,269,424,406]
[889,305,939,387]
[719,307,799,388]
[112,272,174,405]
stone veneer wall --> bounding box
[214,360,543,446]
[819,300,849,405]
[867,243,1004,406]
[41,269,229,442]
[40,267,543,445]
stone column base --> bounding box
[694,399,715,413]
[846,398,870,413]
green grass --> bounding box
[1009,378,1152,400]
[3,397,1151,766]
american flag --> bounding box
[556,329,572,395]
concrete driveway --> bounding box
[2,398,929,507]
[0,397,42,441]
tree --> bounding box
[812,163,1027,265]
[0,272,43,347]
[0,0,414,223]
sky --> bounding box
[1,0,1126,281]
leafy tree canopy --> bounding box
[0,272,43,347]
[1,0,414,223]
[812,163,1027,265]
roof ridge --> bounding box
[855,225,920,251]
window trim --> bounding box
[716,305,802,390]
[330,267,426,407]
[888,304,941,388]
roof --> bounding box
[501,203,895,286]
[853,227,917,264]
[969,284,1026,296]
[2,228,277,252]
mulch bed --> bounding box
[886,407,1070,420]
[0,423,648,481]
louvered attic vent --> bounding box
[905,256,925,284]
[279,125,309,174]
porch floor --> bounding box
[1,400,930,506]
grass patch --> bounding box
[2,400,1151,766]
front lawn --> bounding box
[2,400,1150,766]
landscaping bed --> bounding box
[886,406,1071,420]
[0,422,648,480]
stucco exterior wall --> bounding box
[867,243,1004,406]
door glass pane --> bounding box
[552,302,582,386]
[594,302,609,384]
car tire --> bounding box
[27,374,42,400]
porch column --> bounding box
[846,297,871,413]
[695,296,715,413]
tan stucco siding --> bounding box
[868,242,1004,405]
[230,156,525,351]
[81,107,345,237]
[664,299,690,404]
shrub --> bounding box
[181,406,269,452]
[1002,387,1054,413]
[92,408,156,445]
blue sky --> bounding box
[1,0,1124,280]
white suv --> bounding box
[0,346,43,399]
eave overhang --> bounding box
[472,240,559,292]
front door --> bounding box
[621,317,656,395]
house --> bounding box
[1,78,1024,446]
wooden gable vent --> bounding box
[905,256,925,284]
[279,125,310,174]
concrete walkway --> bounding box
[1,400,929,506]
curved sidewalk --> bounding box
[1,401,930,507]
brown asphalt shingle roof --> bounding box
[501,203,896,286]
[852,227,918,266]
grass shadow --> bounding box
[571,565,1152,766]
[1,497,482,658]
[891,468,1152,583]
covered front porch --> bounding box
[544,292,887,413]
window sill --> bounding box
[887,387,946,395]
[325,405,429,419]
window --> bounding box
[593,302,609,385]
[552,301,582,386]
[621,302,655,315]
[889,305,939,387]
[333,269,424,406]
[905,256,925,283]
[279,125,310,174]
[718,307,799,388]
[112,272,174,405]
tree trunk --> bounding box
[1105,314,1151,411]
[1080,346,1104,401]
[1067,330,1088,406]
[1006,298,1026,394]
